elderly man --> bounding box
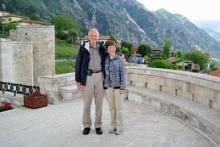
[75,28,107,135]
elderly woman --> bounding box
[104,40,127,135]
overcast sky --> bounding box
[136,0,220,22]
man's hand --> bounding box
[120,89,125,95]
[77,82,82,91]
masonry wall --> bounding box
[127,66,220,111]
[10,25,55,86]
[0,38,33,85]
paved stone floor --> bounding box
[0,98,214,147]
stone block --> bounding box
[168,104,178,115]
[175,109,184,119]
[142,96,151,105]
[213,92,220,111]
[60,85,81,101]
[160,103,168,113]
[150,99,161,111]
[128,93,142,104]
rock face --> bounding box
[1,0,220,56]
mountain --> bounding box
[1,0,220,56]
[194,20,220,33]
[204,28,220,42]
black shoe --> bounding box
[83,127,90,135]
[96,127,103,135]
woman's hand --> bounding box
[77,82,82,91]
[120,89,125,95]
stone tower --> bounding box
[9,25,55,86]
[0,38,33,85]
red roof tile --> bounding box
[208,69,220,77]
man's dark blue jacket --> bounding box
[75,41,107,86]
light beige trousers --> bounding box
[105,88,124,129]
[82,72,104,128]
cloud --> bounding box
[136,0,220,21]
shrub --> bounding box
[149,59,177,69]
[185,51,208,70]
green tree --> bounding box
[51,16,79,31]
[172,50,185,63]
[68,29,79,44]
[0,22,17,37]
[56,30,68,40]
[30,14,40,21]
[162,38,172,58]
[50,16,81,42]
[149,59,177,69]
[185,51,208,70]
[209,62,217,71]
[138,44,151,57]
[121,41,133,55]
[121,47,129,56]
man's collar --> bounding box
[84,42,90,52]
[89,42,100,49]
[84,41,100,52]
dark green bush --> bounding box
[149,59,177,69]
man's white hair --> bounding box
[88,28,99,36]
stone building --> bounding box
[0,25,55,86]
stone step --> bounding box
[128,86,220,146]
[60,85,81,101]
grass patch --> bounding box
[55,42,78,59]
[55,61,75,74]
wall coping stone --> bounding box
[127,66,220,91]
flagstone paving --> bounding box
[0,98,214,147]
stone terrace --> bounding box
[0,98,215,147]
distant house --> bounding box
[0,14,28,24]
[183,60,200,72]
[131,47,138,54]
[151,49,162,57]
[168,56,176,64]
[208,69,220,77]
[80,35,122,48]
[0,13,49,25]
[0,11,10,17]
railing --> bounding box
[0,81,40,96]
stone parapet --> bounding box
[127,66,220,110]
[126,66,220,146]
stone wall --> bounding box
[127,66,220,111]
[0,38,33,85]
